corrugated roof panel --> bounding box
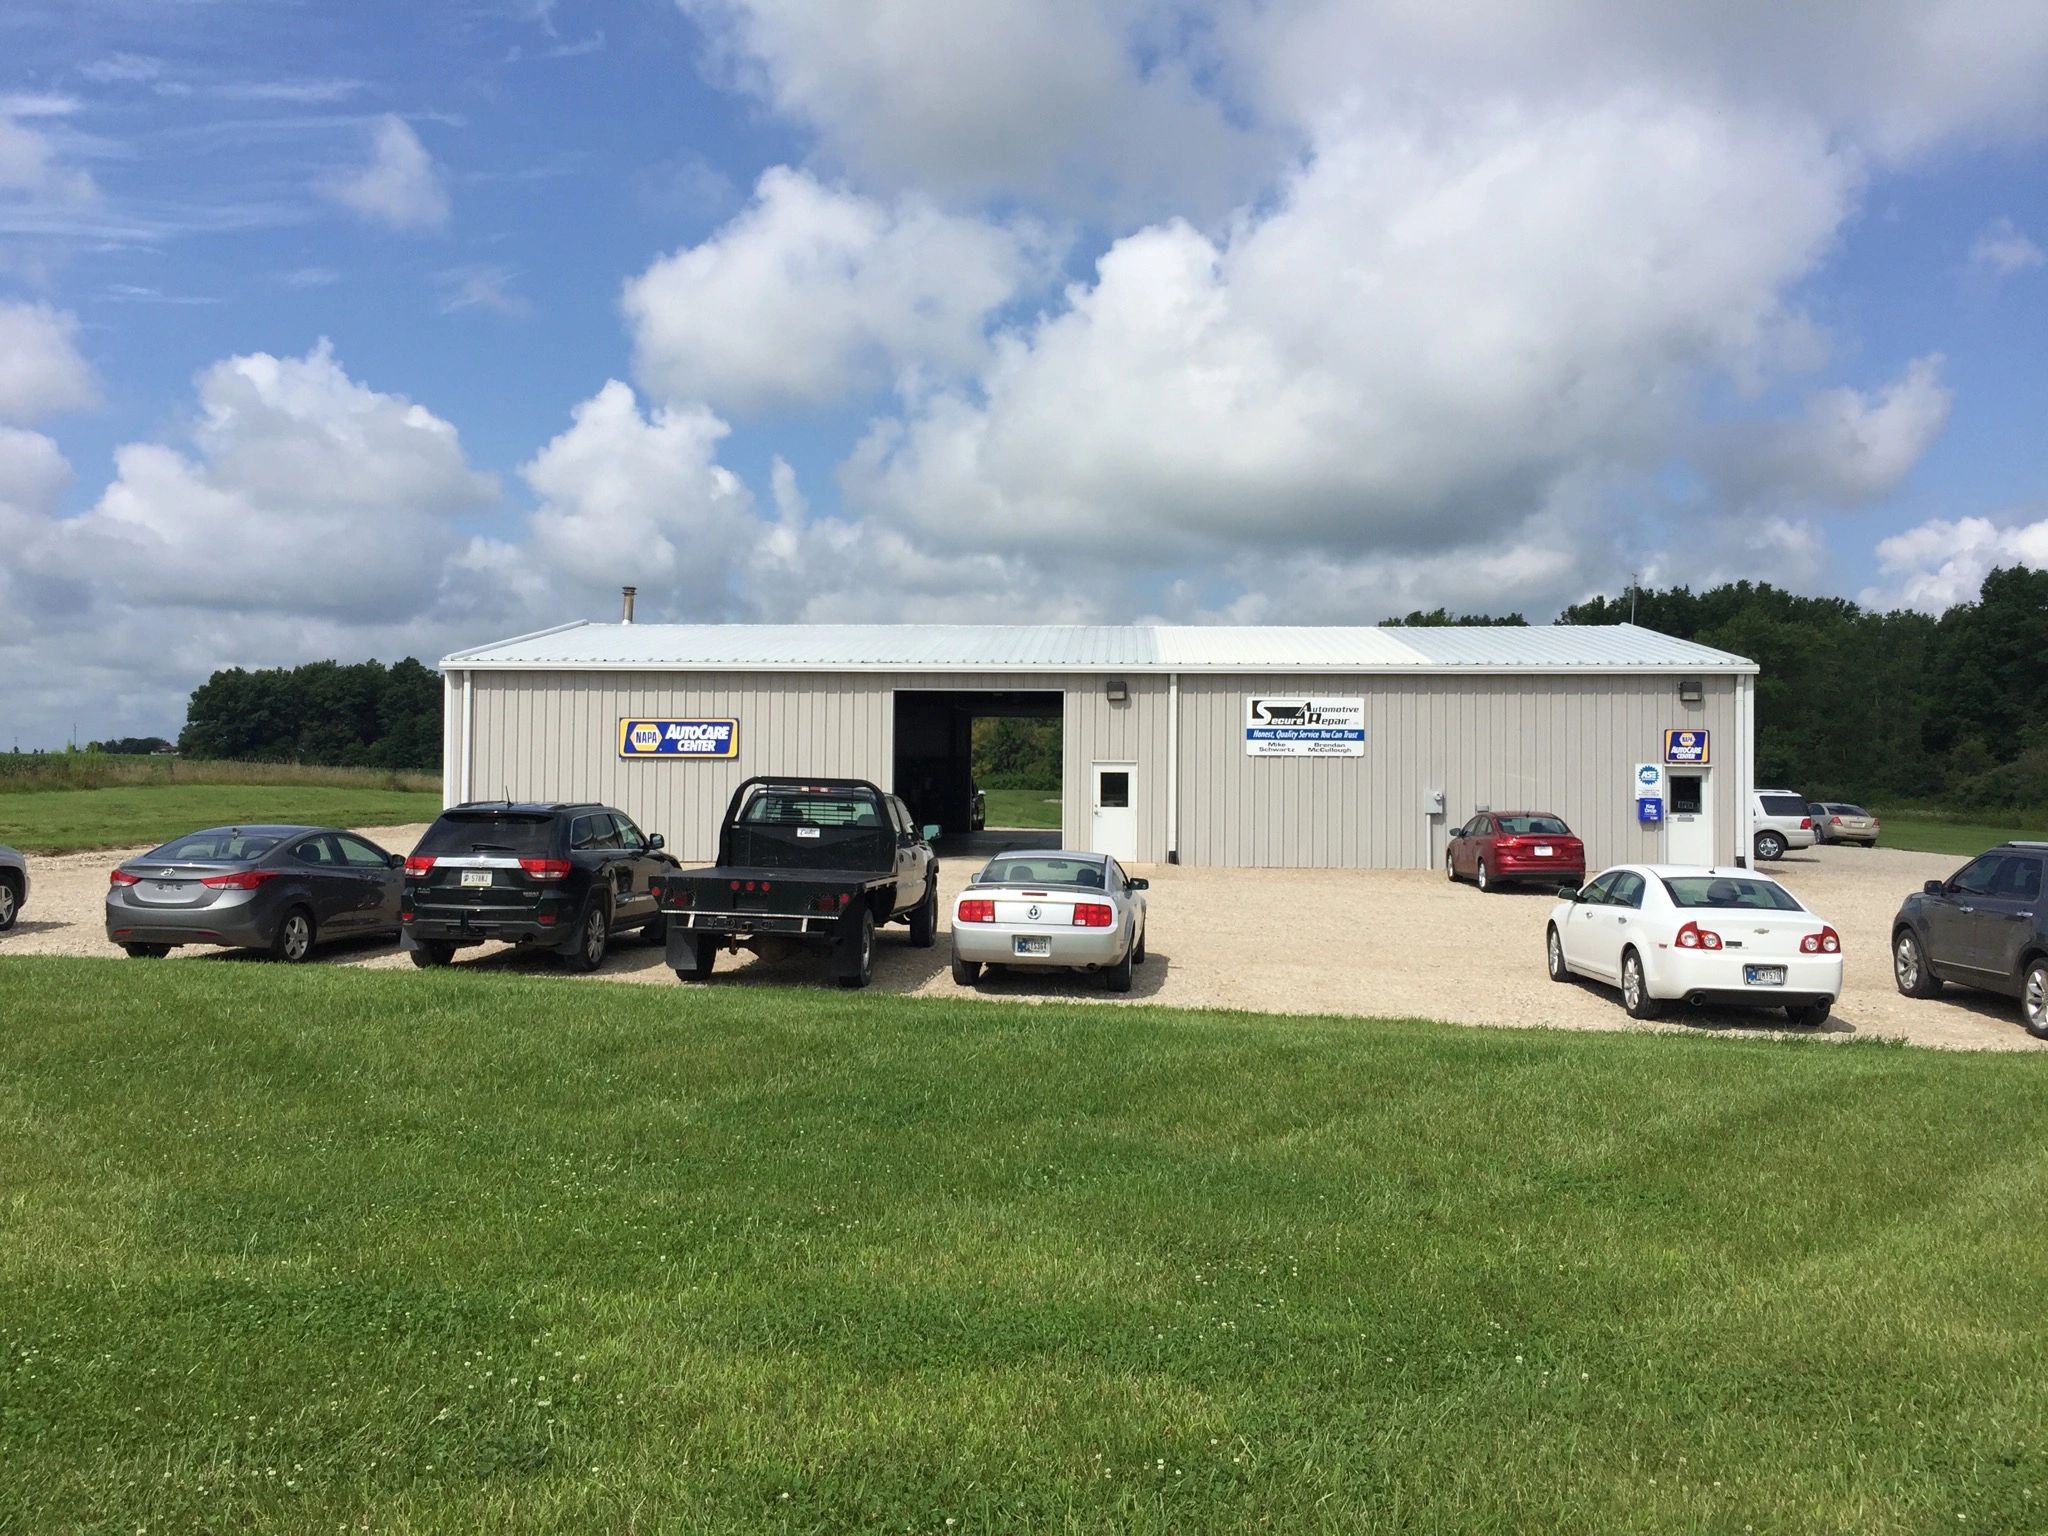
[444,621,1753,673]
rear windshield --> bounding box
[147,828,286,863]
[739,790,884,828]
[980,856,1108,888]
[1833,804,1869,816]
[416,812,558,856]
[1498,815,1570,835]
[1758,794,1807,816]
[1660,875,1804,911]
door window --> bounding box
[1994,856,2042,902]
[1607,872,1646,908]
[291,836,339,866]
[609,813,646,851]
[1950,856,2002,897]
[333,834,391,868]
[1098,771,1131,810]
[1671,776,1704,815]
[1580,872,1620,906]
[569,815,604,852]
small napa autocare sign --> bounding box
[617,717,739,759]
[1663,727,1710,765]
[1244,696,1365,757]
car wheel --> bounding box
[1103,935,1135,993]
[409,940,455,969]
[1546,925,1570,982]
[566,899,609,972]
[2022,958,2048,1042]
[1621,948,1661,1019]
[642,912,668,947]
[1754,830,1785,861]
[952,956,981,986]
[1786,999,1832,1028]
[1445,850,1458,883]
[123,943,169,959]
[271,906,316,963]
[837,909,875,989]
[1892,928,1941,998]
[0,875,18,931]
[1475,858,1493,893]
[1134,924,1147,964]
[908,877,938,949]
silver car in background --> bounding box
[0,844,27,931]
[105,824,404,960]
[951,849,1148,992]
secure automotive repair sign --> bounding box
[1244,697,1365,757]
[617,718,739,759]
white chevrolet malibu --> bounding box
[1546,864,1843,1026]
[951,850,1148,993]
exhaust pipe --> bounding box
[621,585,637,624]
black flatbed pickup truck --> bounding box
[655,777,940,988]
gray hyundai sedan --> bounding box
[105,824,404,961]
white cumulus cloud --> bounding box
[0,302,97,421]
[1709,357,1952,511]
[1969,217,2045,278]
[318,115,451,232]
[1862,514,2048,612]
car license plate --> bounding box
[1744,965,1786,986]
[461,871,492,888]
[1014,935,1050,957]
[153,880,180,892]
[1534,845,1553,856]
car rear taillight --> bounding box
[1676,921,1723,951]
[959,900,995,923]
[200,870,282,890]
[1799,817,1812,829]
[812,892,851,913]
[109,870,140,886]
[404,854,437,876]
[1072,903,1113,928]
[1829,816,1842,825]
[518,858,572,881]
[1801,927,1842,954]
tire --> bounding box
[1475,858,1492,893]
[1892,928,1941,998]
[952,956,981,986]
[1103,934,1135,993]
[566,899,609,973]
[1620,948,1661,1019]
[1754,830,1786,862]
[123,943,169,959]
[1134,924,1147,964]
[908,877,938,949]
[1546,924,1570,982]
[642,911,668,947]
[2022,958,2048,1042]
[271,906,316,964]
[0,874,18,931]
[1786,999,1832,1028]
[409,940,455,969]
[1445,850,1458,883]
[837,909,875,989]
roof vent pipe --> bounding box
[621,585,637,624]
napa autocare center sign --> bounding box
[1244,697,1366,757]
[617,718,739,759]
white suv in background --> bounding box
[1751,790,1816,862]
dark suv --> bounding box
[401,801,678,971]
[1891,841,2048,1038]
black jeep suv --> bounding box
[401,801,678,971]
[1891,841,2048,1038]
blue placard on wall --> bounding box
[1637,796,1664,824]
[617,718,739,759]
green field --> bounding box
[4,958,2047,1532]
[0,783,443,853]
[1869,808,2048,858]
[983,786,1062,829]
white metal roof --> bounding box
[444,621,1754,676]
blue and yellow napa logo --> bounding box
[617,718,740,759]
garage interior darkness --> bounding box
[892,690,1063,839]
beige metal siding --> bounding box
[464,671,1172,863]
[1174,674,1746,869]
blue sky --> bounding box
[2,0,2045,748]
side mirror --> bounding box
[1922,879,1943,896]
[388,852,406,869]
[1558,885,1581,902]
[647,833,665,851]
[922,824,941,842]
[1127,877,1149,891]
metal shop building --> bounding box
[439,619,1759,870]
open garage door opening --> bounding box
[893,690,1063,853]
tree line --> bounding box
[178,658,442,771]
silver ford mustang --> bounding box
[950,849,1148,992]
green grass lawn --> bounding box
[0,784,444,853]
[1870,808,2048,858]
[982,786,1062,829]
[4,959,2048,1532]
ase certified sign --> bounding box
[1244,697,1365,757]
[617,718,739,759]
[1663,728,1709,765]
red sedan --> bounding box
[1446,811,1585,893]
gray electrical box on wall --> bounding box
[1424,789,1445,814]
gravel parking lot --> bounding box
[5,826,2041,1051]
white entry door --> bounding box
[1091,763,1138,862]
[1665,770,1715,864]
